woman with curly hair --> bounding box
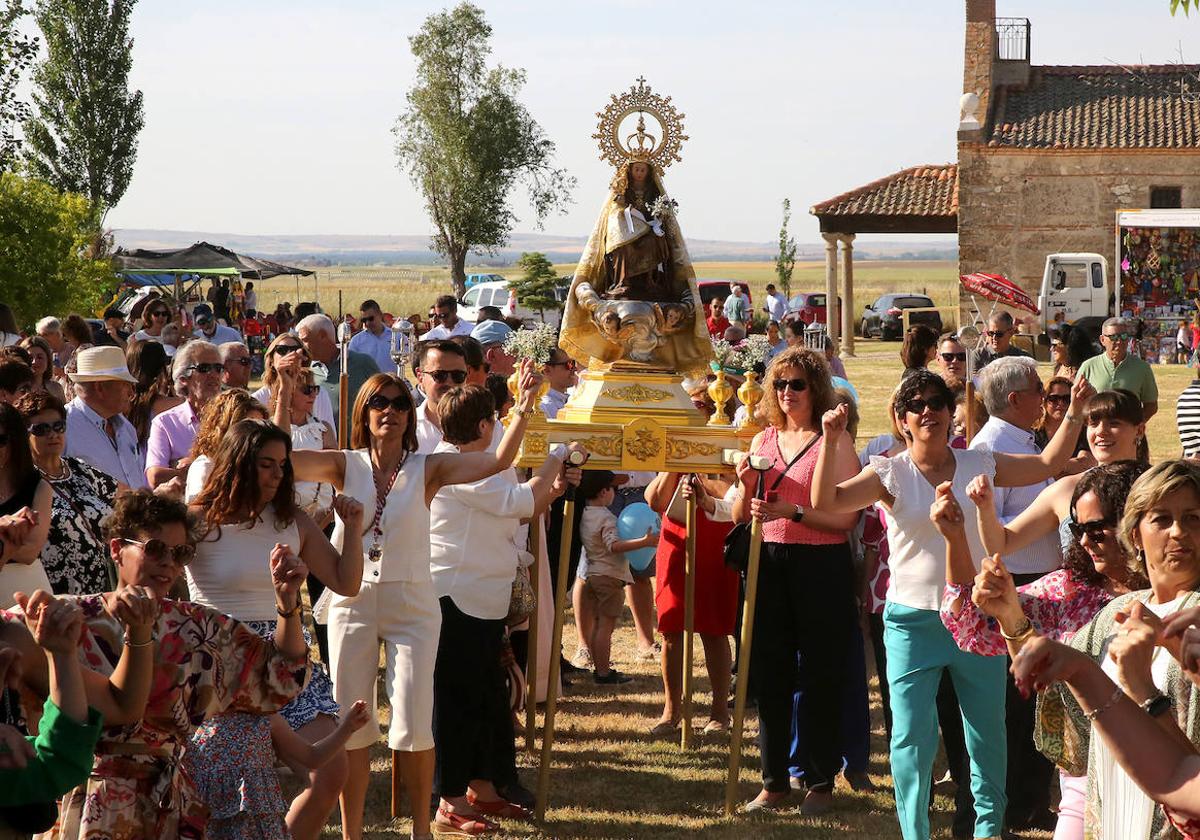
[181,389,268,502]
[187,420,365,840]
[124,339,182,455]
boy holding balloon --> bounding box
[577,470,660,685]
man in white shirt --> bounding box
[414,340,470,453]
[540,348,575,419]
[763,283,788,323]
[64,346,148,489]
[967,355,1058,830]
[191,304,243,345]
[348,298,395,375]
[419,294,474,341]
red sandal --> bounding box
[434,805,497,835]
[466,793,533,820]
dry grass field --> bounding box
[264,259,1194,838]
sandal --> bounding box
[434,805,497,836]
[649,718,681,736]
[466,794,533,820]
[702,719,728,734]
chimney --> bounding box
[960,0,996,141]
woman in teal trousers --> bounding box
[813,370,1092,840]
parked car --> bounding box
[465,273,505,289]
[860,293,941,340]
[458,279,567,328]
[696,279,752,311]
[782,292,842,326]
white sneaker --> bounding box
[571,647,593,669]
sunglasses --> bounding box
[227,357,251,366]
[772,378,808,393]
[904,394,951,414]
[122,537,195,565]
[367,394,412,412]
[940,352,967,362]
[1045,393,1070,406]
[185,363,223,376]
[1067,517,1115,543]
[545,360,573,369]
[986,330,1010,339]
[360,315,375,323]
[273,344,304,356]
[195,317,213,326]
[28,420,66,437]
[422,369,467,385]
[299,384,321,396]
[148,310,169,319]
[1103,333,1130,342]
[428,313,441,321]
[1051,341,1065,349]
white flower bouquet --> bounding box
[647,194,679,221]
[503,323,559,366]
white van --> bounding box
[458,279,567,328]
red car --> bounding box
[783,292,841,326]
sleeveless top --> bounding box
[331,450,430,583]
[0,472,52,608]
[187,507,302,622]
[752,425,846,545]
[291,416,334,511]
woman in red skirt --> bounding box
[644,470,738,735]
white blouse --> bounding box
[331,449,430,583]
[187,509,301,622]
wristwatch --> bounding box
[1141,693,1173,718]
[791,504,805,523]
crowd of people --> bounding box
[3,286,1200,840]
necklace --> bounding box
[37,459,71,482]
[364,454,405,563]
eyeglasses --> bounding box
[367,394,411,412]
[545,360,573,369]
[1103,333,1130,342]
[299,384,321,396]
[422,369,467,385]
[272,344,304,356]
[195,317,213,326]
[940,352,967,363]
[28,420,66,437]
[1067,517,1115,543]
[772,378,808,393]
[185,363,223,376]
[986,330,1010,339]
[904,394,951,414]
[428,313,441,321]
[1045,393,1071,407]
[360,315,375,323]
[1050,341,1065,350]
[227,357,251,367]
[121,537,195,566]
[148,310,169,319]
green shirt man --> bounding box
[1077,318,1159,420]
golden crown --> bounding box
[592,76,688,170]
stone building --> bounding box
[811,0,1200,349]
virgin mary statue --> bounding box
[560,85,712,376]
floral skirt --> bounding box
[244,619,339,729]
[186,714,288,840]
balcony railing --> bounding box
[995,17,1030,62]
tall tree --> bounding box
[23,0,143,219]
[511,252,560,322]
[393,2,574,299]
[0,0,36,173]
[775,198,797,299]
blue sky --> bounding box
[102,0,1196,243]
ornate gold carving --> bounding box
[736,371,765,433]
[525,433,548,457]
[666,439,720,460]
[593,77,688,169]
[707,370,734,427]
[579,435,623,458]
[606,383,674,404]
[625,429,663,461]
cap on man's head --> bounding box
[70,346,137,383]
[470,320,513,347]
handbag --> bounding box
[723,434,821,574]
[506,567,536,627]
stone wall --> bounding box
[961,0,996,141]
[957,145,1200,326]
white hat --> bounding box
[70,346,137,383]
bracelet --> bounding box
[999,617,1035,641]
[1084,686,1126,721]
[124,636,154,648]
[276,603,301,618]
[1065,413,1084,424]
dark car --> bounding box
[696,279,752,311]
[860,293,941,340]
[782,292,841,326]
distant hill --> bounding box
[112,229,957,266]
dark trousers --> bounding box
[748,542,854,793]
[868,611,893,739]
[306,573,330,664]
[1005,572,1056,826]
[545,495,584,595]
[432,597,516,797]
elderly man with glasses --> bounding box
[145,340,223,488]
[219,341,252,389]
[295,313,380,429]
[1077,316,1158,421]
[970,311,1030,372]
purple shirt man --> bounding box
[145,401,200,477]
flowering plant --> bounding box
[647,195,678,221]
[709,338,735,370]
[729,335,771,372]
[502,323,559,366]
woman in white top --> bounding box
[269,352,336,525]
[812,369,1092,840]
[254,333,335,429]
[290,362,545,840]
[188,419,365,840]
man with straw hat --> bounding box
[63,346,146,489]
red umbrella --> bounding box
[959,272,1039,315]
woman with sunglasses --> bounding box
[254,334,335,430]
[938,461,1148,840]
[269,352,336,526]
[19,336,66,402]
[0,403,52,608]
[35,489,312,840]
[1035,377,1091,471]
[970,389,1146,563]
[15,393,118,596]
[812,369,1092,840]
[289,362,544,840]
[132,302,172,345]
[728,346,861,815]
[186,419,363,840]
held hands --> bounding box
[821,403,850,439]
[929,480,965,538]
[1010,634,1093,699]
[1162,607,1200,685]
[0,508,39,562]
[270,543,308,613]
[331,494,364,526]
[14,591,84,657]
[273,351,305,390]
[971,554,1022,626]
[966,475,994,509]
[1110,601,1162,703]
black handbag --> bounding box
[723,434,821,574]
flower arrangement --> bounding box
[729,334,772,372]
[709,337,735,370]
[502,323,559,366]
[647,195,678,221]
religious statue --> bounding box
[560,78,713,376]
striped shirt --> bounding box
[1177,380,1200,458]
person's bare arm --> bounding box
[296,499,363,596]
[644,472,681,515]
[812,403,888,514]
[290,449,347,490]
[968,475,1063,557]
[1142,401,1159,422]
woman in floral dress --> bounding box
[47,489,312,840]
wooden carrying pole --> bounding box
[680,490,698,749]
[525,513,542,753]
[724,515,766,816]
[535,492,577,821]
[337,327,350,449]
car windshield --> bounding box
[894,296,933,308]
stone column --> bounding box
[840,233,856,358]
[821,233,840,351]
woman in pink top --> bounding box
[731,346,861,815]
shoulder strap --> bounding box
[769,433,822,493]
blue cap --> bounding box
[471,319,514,346]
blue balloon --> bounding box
[617,502,660,572]
[832,376,858,404]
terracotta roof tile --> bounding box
[989,64,1200,149]
[809,164,958,218]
